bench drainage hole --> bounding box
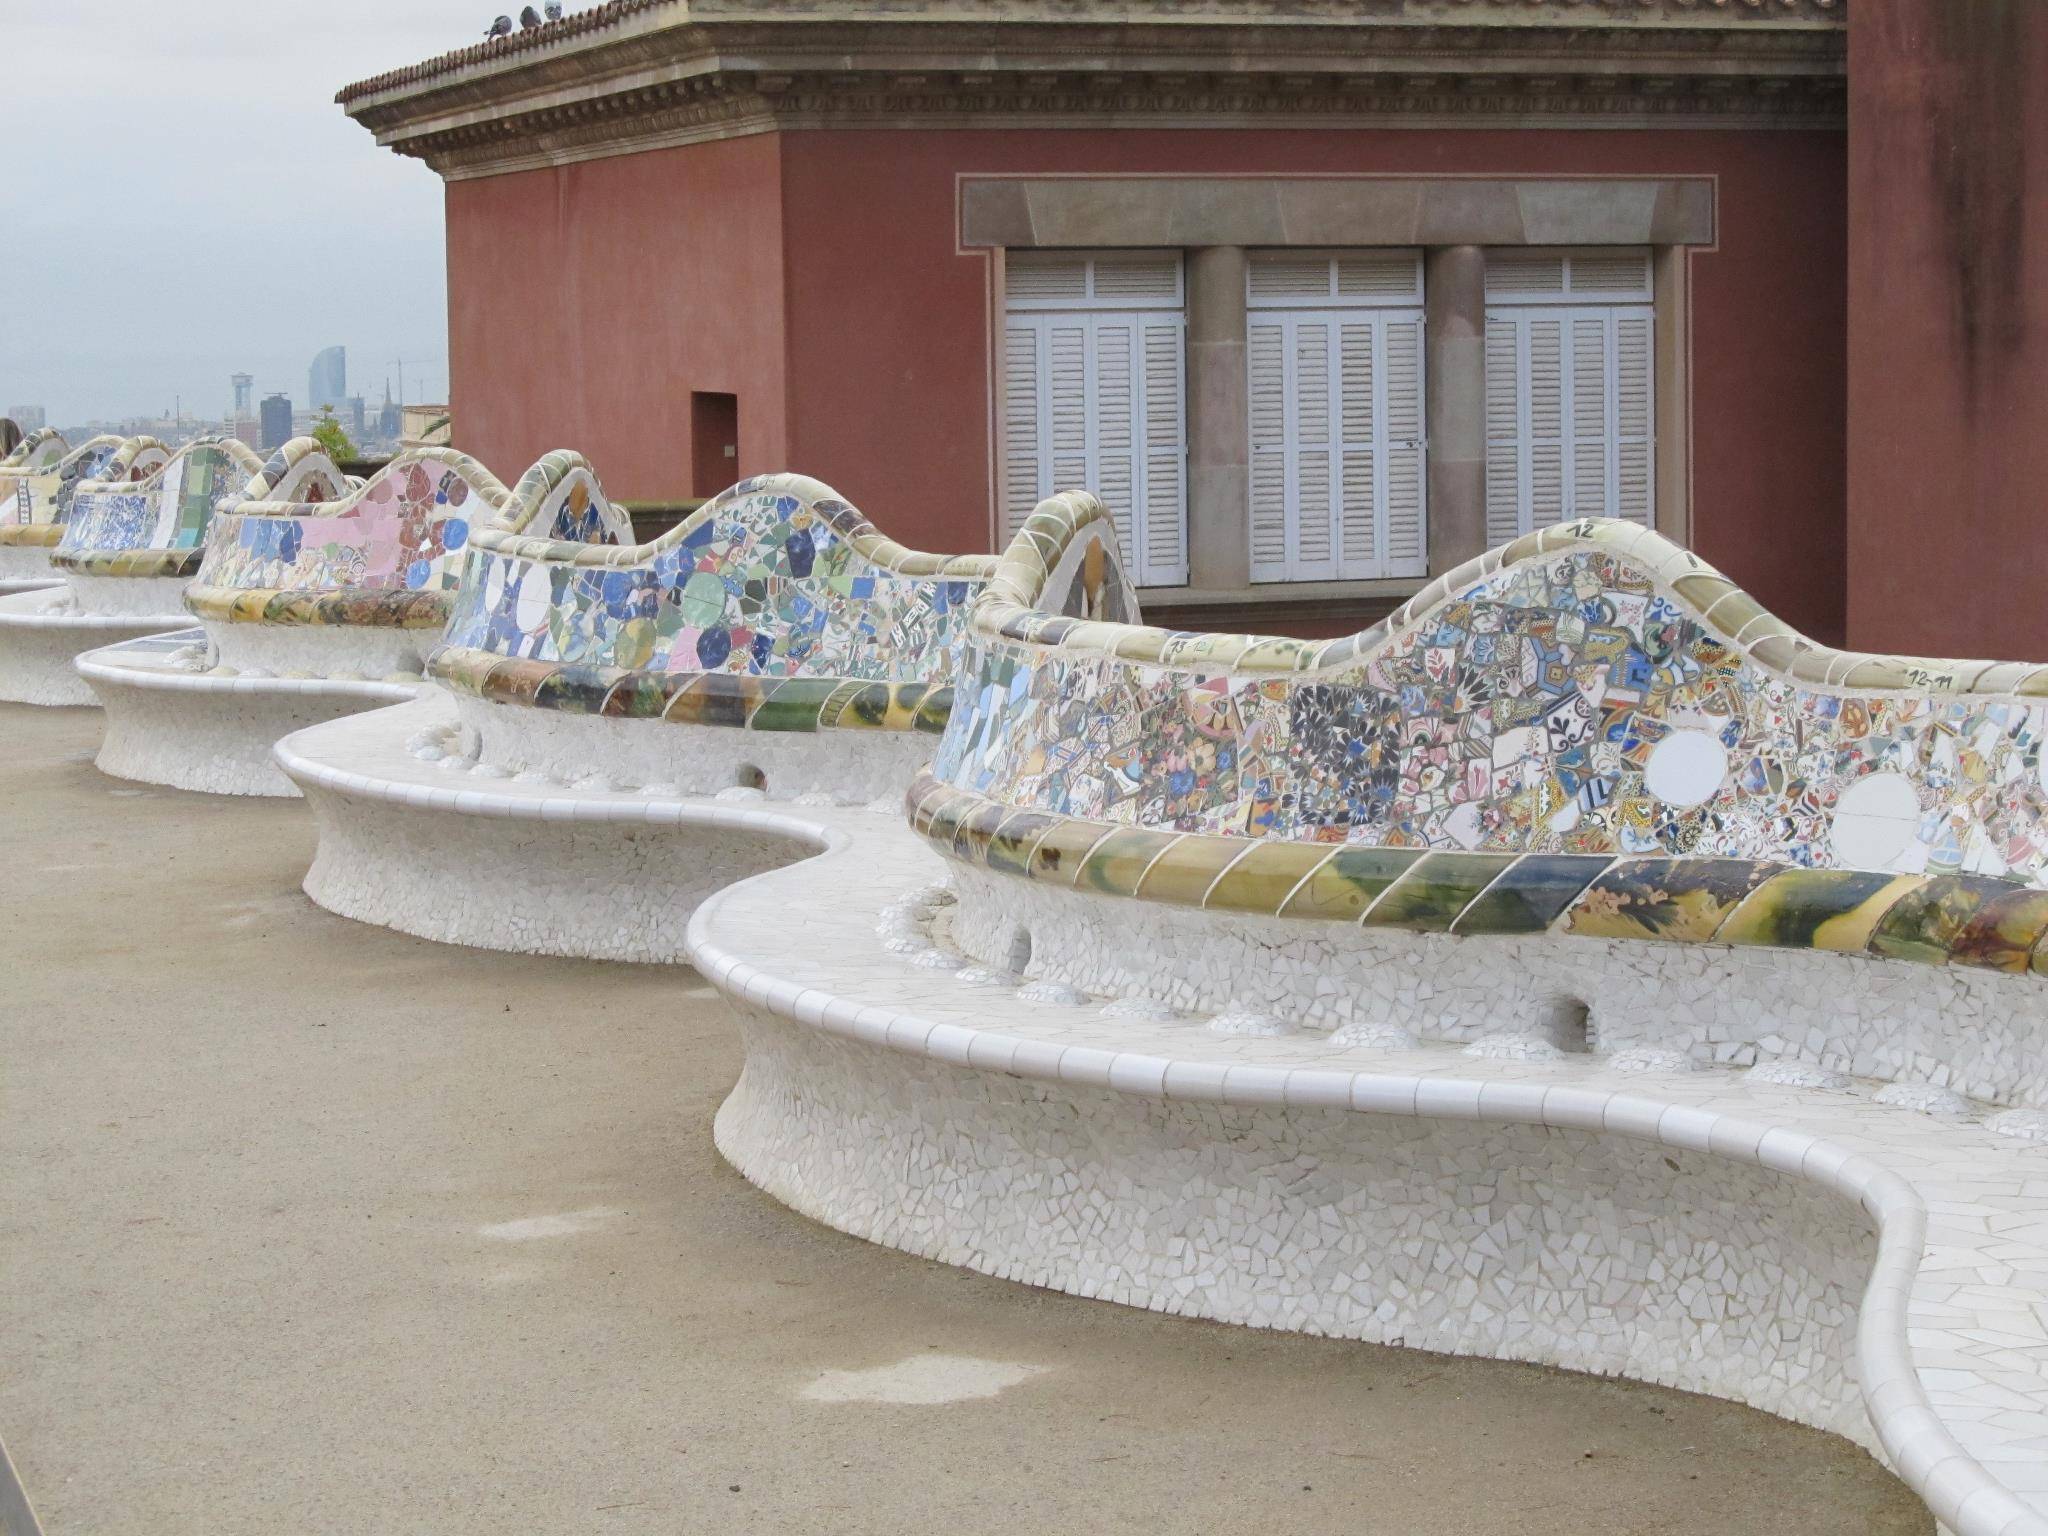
[1553,999,1592,1053]
[1005,926,1033,976]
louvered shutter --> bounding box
[1380,316,1426,577]
[1246,250,1427,583]
[1482,304,1655,539]
[1527,315,1567,529]
[1245,308,1429,583]
[1139,318,1187,585]
[1483,317,1523,548]
[1293,319,1336,579]
[1484,248,1655,541]
[1093,318,1138,572]
[1248,320,1289,581]
[1247,255,1332,303]
[1336,320,1376,577]
[1614,311,1655,523]
[1569,313,1610,516]
[1001,324,1041,542]
[1001,251,1187,583]
[1047,319,1089,496]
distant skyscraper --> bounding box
[347,395,367,439]
[308,347,347,414]
[6,405,46,433]
[260,393,294,451]
[231,373,254,415]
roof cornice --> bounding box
[340,1,1848,180]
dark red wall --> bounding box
[780,129,1848,641]
[444,133,789,504]
[443,126,1847,640]
[1847,0,2048,659]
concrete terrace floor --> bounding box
[0,703,1930,1536]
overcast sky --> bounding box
[1,0,499,426]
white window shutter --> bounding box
[1614,311,1655,525]
[1336,320,1377,578]
[1006,253,1088,305]
[1090,253,1181,303]
[1001,322,1042,543]
[1249,251,1423,308]
[1526,315,1567,531]
[1483,316,1523,548]
[1335,253,1425,303]
[1292,319,1335,579]
[1484,292,1655,541]
[1092,319,1138,572]
[1248,321,1289,582]
[1485,251,1567,300]
[1381,315,1427,577]
[1568,251,1653,299]
[1000,253,1188,584]
[1046,320,1089,496]
[1140,318,1187,585]
[1249,305,1427,582]
[1569,313,1610,518]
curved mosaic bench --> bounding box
[0,428,64,469]
[274,472,1039,961]
[0,434,237,705]
[0,432,170,595]
[692,507,2048,1536]
[78,445,630,796]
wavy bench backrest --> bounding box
[922,511,2048,975]
[193,443,511,599]
[239,436,356,506]
[56,435,266,565]
[2,434,170,531]
[489,449,637,546]
[432,471,998,721]
[0,427,67,472]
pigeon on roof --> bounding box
[484,14,512,38]
[544,2,564,17]
[519,5,542,27]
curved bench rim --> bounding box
[682,816,2048,1536]
[986,504,2048,700]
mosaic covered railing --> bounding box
[2,434,170,546]
[914,511,2048,977]
[179,445,625,629]
[52,436,271,579]
[428,472,1002,733]
[0,427,67,472]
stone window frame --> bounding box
[961,173,1714,608]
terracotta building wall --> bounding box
[1847,0,2048,660]
[779,129,1848,641]
[440,126,1848,638]
[443,132,790,503]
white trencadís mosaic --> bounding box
[717,1014,1876,1441]
[449,692,938,806]
[941,867,2048,1109]
[277,695,844,963]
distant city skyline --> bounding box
[0,0,487,425]
[11,345,448,434]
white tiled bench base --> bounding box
[274,695,852,963]
[0,586,190,707]
[688,823,2048,1536]
[0,543,60,595]
[77,630,422,797]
